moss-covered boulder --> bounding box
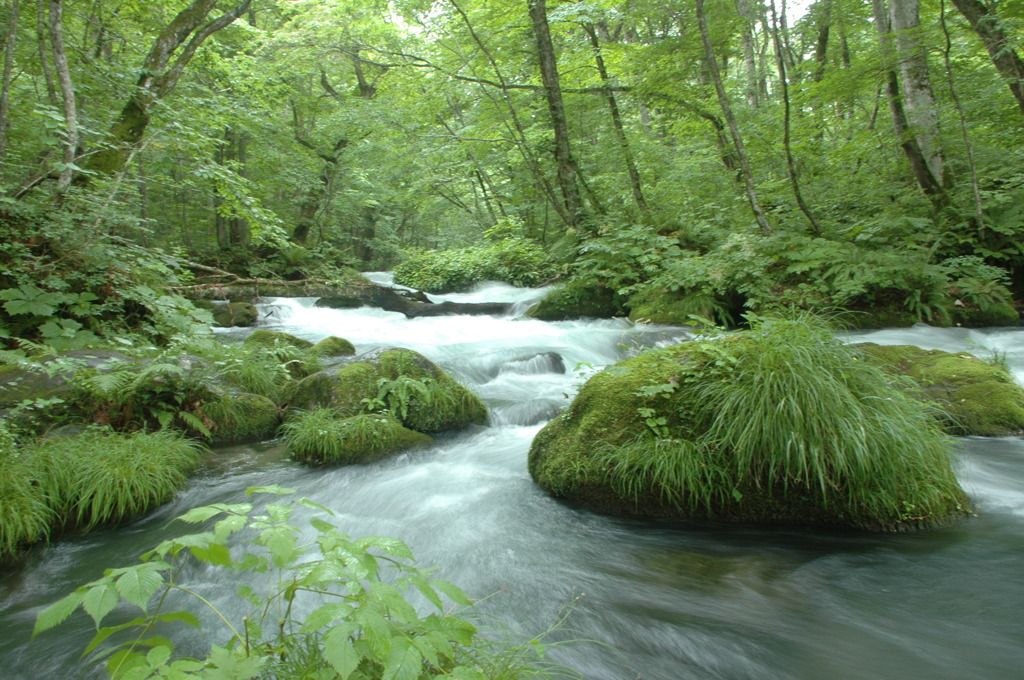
[525,283,624,321]
[208,393,280,445]
[311,336,356,358]
[243,329,314,350]
[950,301,1020,327]
[212,301,259,327]
[286,348,487,434]
[858,343,1024,436]
[529,317,970,531]
[627,288,733,326]
[281,410,432,465]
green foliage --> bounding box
[0,422,55,559]
[281,409,431,465]
[534,314,970,530]
[394,239,556,293]
[33,491,576,680]
[32,428,202,531]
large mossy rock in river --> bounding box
[282,411,432,465]
[525,283,625,321]
[244,329,314,350]
[858,343,1024,436]
[287,348,487,434]
[528,317,970,531]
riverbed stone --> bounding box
[243,329,314,350]
[857,343,1024,436]
[310,336,356,358]
[286,347,487,434]
[529,326,969,531]
[212,301,259,327]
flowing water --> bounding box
[2,279,1023,679]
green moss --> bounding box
[212,301,259,328]
[525,283,624,321]
[244,330,314,350]
[285,349,487,434]
[530,318,969,531]
[627,288,729,326]
[208,393,281,445]
[858,343,1024,435]
[282,411,432,465]
[951,301,1020,327]
[310,336,356,357]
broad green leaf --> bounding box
[430,579,473,607]
[447,666,489,680]
[115,564,166,610]
[426,614,476,646]
[301,602,354,633]
[322,623,361,679]
[409,574,443,610]
[177,506,228,523]
[202,645,267,680]
[82,583,120,626]
[33,588,87,637]
[246,485,295,496]
[357,536,413,560]
[382,637,422,680]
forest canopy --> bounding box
[2,0,1024,335]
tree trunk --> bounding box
[0,0,19,165]
[582,23,648,215]
[813,0,832,82]
[871,0,944,197]
[48,0,77,192]
[36,0,58,106]
[769,0,823,235]
[952,0,1024,116]
[82,0,251,179]
[889,0,946,188]
[735,0,760,107]
[696,0,772,235]
[528,0,583,230]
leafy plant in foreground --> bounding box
[33,488,577,680]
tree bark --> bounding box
[735,0,760,107]
[583,23,648,215]
[952,0,1024,116]
[813,0,832,82]
[48,0,78,192]
[696,0,772,235]
[528,0,583,230]
[872,0,944,197]
[36,0,58,106]
[0,0,19,165]
[889,0,946,188]
[769,0,823,235]
[82,0,252,179]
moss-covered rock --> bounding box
[525,283,624,321]
[311,336,356,358]
[243,329,314,350]
[283,411,432,465]
[208,393,281,445]
[857,343,1024,435]
[950,301,1020,327]
[627,288,725,326]
[286,348,487,434]
[212,301,259,327]
[529,318,969,531]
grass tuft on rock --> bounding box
[281,408,432,465]
[530,314,971,531]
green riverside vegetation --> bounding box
[529,315,971,531]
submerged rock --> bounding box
[529,318,970,531]
[287,347,487,434]
[212,301,259,327]
[858,343,1024,436]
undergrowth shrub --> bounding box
[394,238,556,293]
[0,422,54,559]
[33,489,578,680]
[33,427,202,530]
[280,409,430,464]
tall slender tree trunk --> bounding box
[583,23,648,215]
[528,0,583,230]
[48,0,77,192]
[735,0,760,108]
[872,0,944,197]
[769,0,823,235]
[36,0,57,106]
[82,0,251,180]
[0,0,20,165]
[889,0,946,187]
[696,0,772,235]
[813,0,832,82]
[952,0,1024,116]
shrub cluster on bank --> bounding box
[394,238,557,293]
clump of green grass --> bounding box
[35,428,202,530]
[281,408,431,465]
[590,314,970,529]
[0,423,54,559]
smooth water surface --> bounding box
[2,283,1022,679]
